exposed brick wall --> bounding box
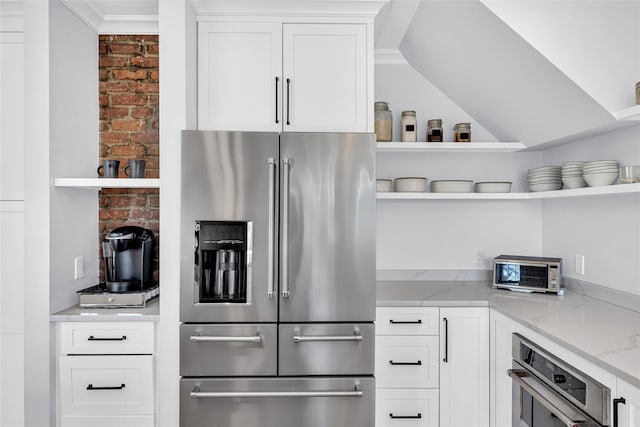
[98,35,159,283]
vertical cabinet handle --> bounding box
[267,158,277,298]
[613,397,626,427]
[286,78,291,125]
[275,77,280,124]
[281,158,291,298]
[442,317,448,363]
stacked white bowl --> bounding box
[582,160,619,186]
[561,161,586,189]
[528,166,562,192]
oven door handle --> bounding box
[508,369,599,427]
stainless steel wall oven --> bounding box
[509,334,611,427]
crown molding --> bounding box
[191,0,388,19]
[374,48,407,65]
[59,0,158,34]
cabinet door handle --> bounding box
[389,319,422,324]
[87,383,126,391]
[275,76,280,124]
[88,335,127,341]
[286,78,291,125]
[389,360,422,366]
[613,397,626,427]
[390,413,422,419]
[443,317,449,363]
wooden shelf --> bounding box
[377,183,640,200]
[376,142,526,153]
[54,178,160,190]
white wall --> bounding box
[375,62,544,271]
[483,0,640,113]
[542,125,640,296]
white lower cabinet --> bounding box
[57,322,155,427]
[376,306,489,427]
[616,378,640,427]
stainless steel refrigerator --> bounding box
[179,131,376,427]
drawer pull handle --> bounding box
[293,332,362,343]
[88,335,127,341]
[389,319,422,324]
[190,334,262,344]
[190,386,363,399]
[390,413,422,419]
[87,383,126,391]
[389,360,422,366]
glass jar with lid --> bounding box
[374,102,393,142]
[401,111,417,142]
[427,119,443,142]
[453,122,471,142]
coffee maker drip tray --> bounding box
[77,283,159,308]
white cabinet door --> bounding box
[282,23,368,132]
[440,307,489,427]
[490,309,517,427]
[198,22,282,131]
[376,335,439,389]
[0,33,24,200]
[0,200,24,427]
[617,378,640,427]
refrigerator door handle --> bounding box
[267,157,277,299]
[281,157,291,298]
[190,386,363,399]
[292,332,363,343]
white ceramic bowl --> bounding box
[561,176,586,189]
[475,182,512,193]
[431,180,473,193]
[583,172,618,187]
[376,179,392,192]
[528,182,562,192]
[394,177,427,192]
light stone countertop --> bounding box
[50,297,159,322]
[377,281,640,390]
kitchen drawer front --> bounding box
[376,388,438,427]
[58,322,154,355]
[376,307,439,336]
[61,415,154,427]
[181,377,374,427]
[376,336,439,388]
[59,355,154,416]
[180,324,277,376]
[279,323,374,376]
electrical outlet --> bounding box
[473,248,484,264]
[575,254,585,275]
[74,256,84,279]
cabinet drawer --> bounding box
[58,322,154,354]
[61,415,154,427]
[59,355,154,415]
[376,307,439,336]
[376,336,439,388]
[376,389,439,427]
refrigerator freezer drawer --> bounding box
[180,377,374,427]
[278,323,374,376]
[180,324,277,376]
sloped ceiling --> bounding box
[399,0,615,147]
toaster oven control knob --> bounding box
[551,280,557,285]
[553,374,566,384]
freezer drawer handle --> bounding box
[190,386,363,399]
[389,360,422,366]
[88,335,127,341]
[292,332,363,343]
[87,383,125,391]
[190,334,262,344]
[390,413,422,419]
[508,369,599,427]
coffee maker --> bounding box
[102,226,155,292]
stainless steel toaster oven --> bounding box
[493,255,563,294]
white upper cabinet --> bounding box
[198,20,371,132]
[198,22,283,132]
[282,23,368,132]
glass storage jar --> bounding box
[401,111,417,142]
[374,102,393,142]
[427,119,443,142]
[453,122,471,142]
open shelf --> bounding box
[377,142,526,153]
[54,178,160,190]
[613,105,640,121]
[377,182,640,200]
